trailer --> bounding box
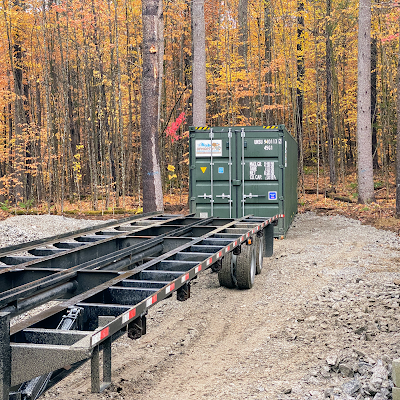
[0,212,281,400]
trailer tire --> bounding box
[255,236,264,275]
[236,239,256,289]
[218,252,237,288]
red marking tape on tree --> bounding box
[166,283,175,294]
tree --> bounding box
[371,36,378,169]
[192,0,206,126]
[296,0,305,193]
[396,17,400,217]
[357,0,375,204]
[141,0,164,212]
[238,0,249,120]
[326,0,336,186]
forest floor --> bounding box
[298,168,400,234]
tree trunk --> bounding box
[396,17,400,217]
[141,0,164,212]
[192,0,206,126]
[238,0,249,120]
[264,0,273,125]
[296,0,305,195]
[326,0,336,186]
[371,36,379,170]
[357,0,375,204]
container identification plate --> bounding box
[249,161,277,180]
[195,140,223,157]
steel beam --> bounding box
[264,223,274,257]
[0,313,11,400]
[11,343,91,386]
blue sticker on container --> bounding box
[218,167,224,174]
[268,191,277,200]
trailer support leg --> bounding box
[128,314,146,340]
[177,282,191,301]
[264,224,274,257]
[91,338,112,393]
[103,337,112,387]
[0,313,11,400]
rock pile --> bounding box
[324,355,393,399]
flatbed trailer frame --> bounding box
[0,213,281,400]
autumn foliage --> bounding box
[0,0,399,214]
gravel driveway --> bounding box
[3,212,400,400]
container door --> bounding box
[192,129,235,218]
[236,127,283,218]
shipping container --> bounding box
[189,125,298,237]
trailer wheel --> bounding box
[218,252,237,288]
[236,239,256,289]
[255,236,264,275]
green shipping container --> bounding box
[189,125,298,237]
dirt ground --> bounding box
[40,212,400,400]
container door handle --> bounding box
[209,129,214,216]
[243,193,266,199]
[241,128,246,217]
[228,128,232,218]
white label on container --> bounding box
[264,162,276,180]
[249,161,276,180]
[199,212,208,218]
[195,140,223,157]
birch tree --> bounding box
[192,0,206,126]
[357,0,375,204]
[141,0,164,212]
[238,0,249,119]
[326,0,336,186]
[396,17,400,217]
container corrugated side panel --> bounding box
[282,126,298,236]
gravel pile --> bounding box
[0,215,111,248]
[292,276,400,399]
[271,213,400,400]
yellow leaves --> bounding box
[167,165,175,172]
[168,174,177,180]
